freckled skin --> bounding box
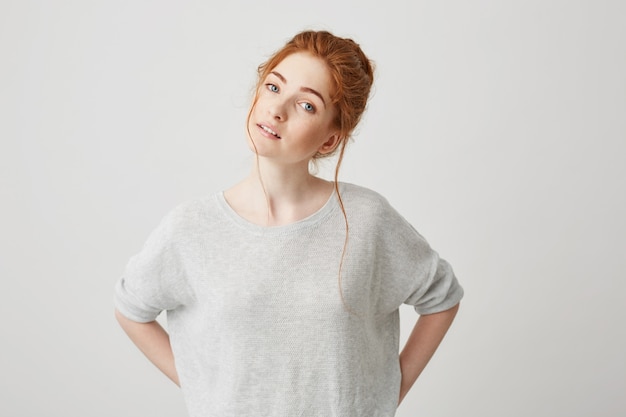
[248,52,340,167]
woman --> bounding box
[115,30,463,417]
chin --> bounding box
[247,136,272,158]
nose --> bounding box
[267,97,287,121]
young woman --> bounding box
[115,30,463,417]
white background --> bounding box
[1,1,625,416]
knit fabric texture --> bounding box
[114,182,464,417]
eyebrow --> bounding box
[270,71,327,108]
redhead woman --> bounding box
[114,30,463,417]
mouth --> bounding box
[257,124,281,139]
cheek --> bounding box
[298,121,323,141]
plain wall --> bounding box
[1,1,624,416]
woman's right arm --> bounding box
[115,309,180,386]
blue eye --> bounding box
[266,83,279,93]
[301,102,315,112]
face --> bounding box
[247,52,340,166]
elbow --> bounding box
[114,308,129,325]
[447,302,460,319]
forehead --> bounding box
[271,52,333,100]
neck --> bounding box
[252,159,318,201]
[225,157,334,226]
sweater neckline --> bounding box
[216,183,342,235]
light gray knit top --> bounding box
[114,182,463,417]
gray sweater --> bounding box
[114,182,463,417]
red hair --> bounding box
[249,30,374,155]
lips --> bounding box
[257,123,281,139]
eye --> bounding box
[300,102,315,113]
[266,83,279,93]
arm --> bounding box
[397,303,460,405]
[115,309,180,386]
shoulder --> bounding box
[169,195,213,218]
[339,182,398,218]
[339,182,428,238]
[339,182,412,233]
[156,194,218,238]
[340,182,391,211]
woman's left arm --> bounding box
[397,303,460,405]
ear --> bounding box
[317,132,342,155]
